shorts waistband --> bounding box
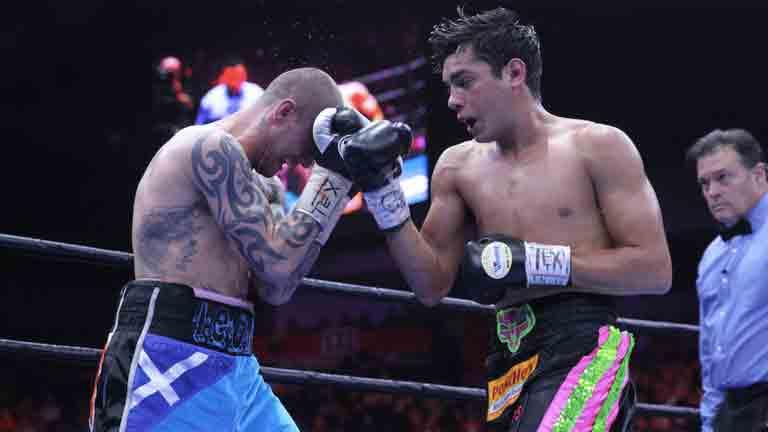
[495,293,617,349]
[114,280,254,355]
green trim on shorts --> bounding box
[552,326,622,432]
[593,333,635,432]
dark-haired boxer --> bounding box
[344,8,672,432]
[89,67,412,431]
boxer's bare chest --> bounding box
[131,133,251,298]
[456,141,606,246]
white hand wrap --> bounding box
[363,180,410,231]
[294,165,353,244]
[524,242,571,286]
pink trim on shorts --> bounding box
[135,279,255,311]
[537,326,611,432]
[194,288,254,311]
[571,331,631,430]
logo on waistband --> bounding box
[192,303,253,354]
[496,304,536,354]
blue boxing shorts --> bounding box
[89,280,298,431]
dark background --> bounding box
[2,3,767,430]
[2,1,766,353]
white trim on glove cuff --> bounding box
[294,165,353,244]
[524,242,571,286]
[363,181,410,231]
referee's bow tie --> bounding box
[719,218,752,241]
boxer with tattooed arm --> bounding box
[89,67,410,431]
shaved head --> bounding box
[260,67,344,124]
[230,67,344,175]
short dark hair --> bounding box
[429,7,543,100]
[686,129,765,169]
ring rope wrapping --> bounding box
[0,338,699,418]
[0,233,700,418]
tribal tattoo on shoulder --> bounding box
[191,133,320,276]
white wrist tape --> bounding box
[524,242,571,286]
[363,181,410,230]
[294,166,353,244]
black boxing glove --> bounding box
[341,120,413,231]
[459,234,572,305]
[341,120,411,191]
[312,106,370,179]
[291,107,369,245]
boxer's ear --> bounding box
[751,161,767,184]
[502,58,526,89]
[273,99,297,123]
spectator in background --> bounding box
[195,57,264,124]
[339,81,384,122]
[151,56,194,143]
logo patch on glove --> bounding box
[481,242,513,280]
[380,190,406,211]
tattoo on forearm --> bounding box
[292,241,323,281]
[256,175,287,221]
[228,221,285,273]
[277,211,319,248]
[137,203,205,274]
[270,204,286,222]
[257,241,323,303]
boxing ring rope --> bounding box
[352,57,426,86]
[0,233,701,333]
[351,56,428,128]
[0,338,699,418]
[0,233,700,418]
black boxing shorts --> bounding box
[485,294,636,432]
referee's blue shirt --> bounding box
[696,191,768,431]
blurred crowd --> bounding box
[632,358,702,431]
[0,316,703,431]
[0,361,91,432]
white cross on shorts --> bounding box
[130,349,209,409]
